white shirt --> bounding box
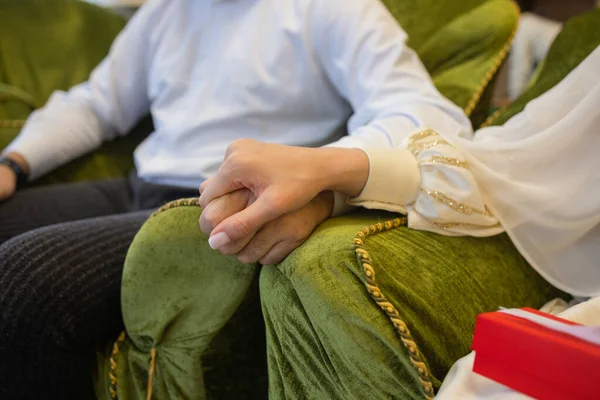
[7,0,471,204]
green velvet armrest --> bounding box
[96,200,267,400]
[105,201,562,400]
[0,0,144,185]
[261,212,563,399]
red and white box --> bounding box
[472,307,600,400]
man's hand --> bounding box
[198,139,368,248]
[0,165,17,201]
[200,189,334,264]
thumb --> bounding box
[208,195,283,249]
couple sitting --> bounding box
[0,0,598,398]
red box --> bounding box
[472,308,600,400]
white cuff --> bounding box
[348,147,420,210]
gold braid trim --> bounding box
[151,197,200,218]
[146,348,158,400]
[463,0,520,117]
[108,331,158,400]
[0,119,25,129]
[109,332,127,399]
[354,218,435,400]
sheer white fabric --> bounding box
[444,45,600,297]
[351,45,600,297]
[403,131,503,237]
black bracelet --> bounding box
[0,156,28,187]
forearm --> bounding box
[4,3,155,181]
[4,90,107,180]
[311,147,370,198]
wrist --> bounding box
[312,190,335,220]
[312,147,369,197]
[4,152,30,176]
[0,153,30,187]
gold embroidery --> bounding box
[420,155,469,169]
[422,217,493,230]
[408,139,451,156]
[421,188,492,217]
[407,129,439,145]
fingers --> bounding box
[258,241,299,265]
[235,221,302,265]
[235,224,284,264]
[199,189,252,235]
[198,177,212,194]
[198,167,243,208]
[210,231,255,256]
[208,194,284,247]
[198,139,261,207]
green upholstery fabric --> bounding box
[0,0,147,184]
[99,2,522,399]
[261,214,563,398]
[485,9,600,127]
[406,0,518,126]
[116,203,563,400]
[96,203,267,400]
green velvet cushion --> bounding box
[96,201,267,400]
[99,2,522,399]
[261,214,563,399]
[114,203,562,400]
[0,0,146,184]
[377,0,519,127]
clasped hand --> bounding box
[198,139,335,265]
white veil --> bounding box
[446,45,600,297]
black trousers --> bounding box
[0,173,197,400]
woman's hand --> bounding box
[199,139,368,246]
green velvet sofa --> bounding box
[107,9,600,400]
[3,0,598,399]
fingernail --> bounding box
[208,232,231,249]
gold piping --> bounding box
[151,197,200,218]
[353,218,435,400]
[0,120,25,129]
[109,331,127,399]
[146,348,158,400]
[464,0,520,117]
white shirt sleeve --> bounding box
[349,129,503,236]
[4,1,158,180]
[310,0,474,216]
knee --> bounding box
[122,203,257,346]
[0,233,63,343]
[0,230,119,349]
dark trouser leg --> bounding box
[0,178,132,244]
[0,211,150,400]
[0,177,197,399]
